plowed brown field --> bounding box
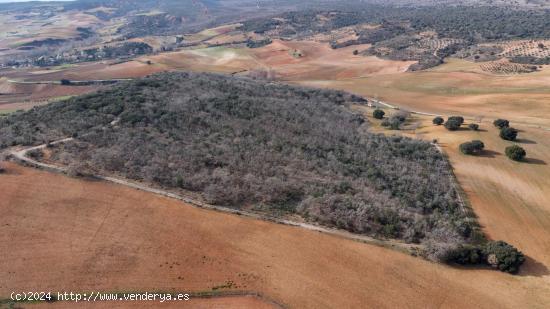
[1,162,549,308]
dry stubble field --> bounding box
[302,58,550,127]
[1,162,550,309]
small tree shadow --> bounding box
[515,138,537,144]
[477,150,501,158]
[517,256,550,277]
[524,158,547,165]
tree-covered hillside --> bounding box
[0,72,474,251]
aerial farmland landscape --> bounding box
[1,0,550,308]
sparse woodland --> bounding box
[240,6,550,70]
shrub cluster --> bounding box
[444,116,464,131]
[373,109,385,119]
[493,119,510,129]
[468,123,479,131]
[483,241,526,273]
[445,241,525,273]
[432,116,444,126]
[459,140,484,155]
[381,111,409,130]
[500,127,519,141]
[505,145,526,161]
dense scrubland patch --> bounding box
[0,72,475,250]
[445,241,525,273]
[240,6,550,42]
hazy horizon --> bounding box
[0,0,73,3]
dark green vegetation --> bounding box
[446,241,525,273]
[70,0,312,37]
[373,109,385,119]
[483,241,526,273]
[468,124,479,131]
[79,42,153,61]
[241,6,550,42]
[493,119,510,129]
[381,111,409,130]
[444,116,464,131]
[448,116,465,125]
[3,2,550,70]
[239,6,550,69]
[0,72,475,249]
[246,38,273,48]
[459,140,485,155]
[432,116,444,125]
[500,127,519,141]
[505,145,527,161]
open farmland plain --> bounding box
[300,58,550,127]
[4,41,549,124]
[1,162,550,309]
[0,39,413,112]
[2,2,550,307]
